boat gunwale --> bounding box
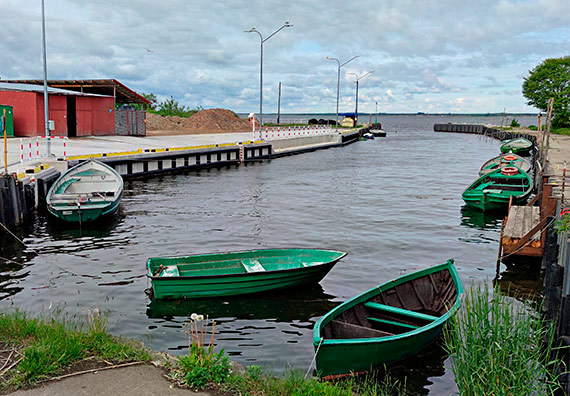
[462,165,533,197]
[313,259,463,346]
[146,248,348,281]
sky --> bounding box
[1,0,569,114]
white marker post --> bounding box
[248,113,256,140]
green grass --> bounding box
[553,127,570,135]
[0,309,151,390]
[443,283,564,395]
[224,368,406,396]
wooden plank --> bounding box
[503,206,540,240]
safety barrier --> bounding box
[19,136,68,163]
[257,126,335,141]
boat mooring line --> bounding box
[304,337,324,380]
[0,221,37,254]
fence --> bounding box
[257,125,335,141]
[19,136,68,163]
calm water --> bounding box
[0,115,539,395]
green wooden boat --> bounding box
[312,259,462,378]
[46,159,123,223]
[147,248,347,299]
[478,153,532,177]
[462,166,533,211]
[500,137,533,155]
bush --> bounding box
[510,118,520,127]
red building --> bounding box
[0,80,149,137]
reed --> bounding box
[444,283,564,395]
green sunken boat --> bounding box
[500,137,533,156]
[312,259,462,378]
[478,153,532,177]
[46,159,123,223]
[147,248,347,299]
[462,166,533,211]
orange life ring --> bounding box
[501,166,519,176]
[503,155,517,161]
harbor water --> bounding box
[0,115,539,395]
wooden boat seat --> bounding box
[159,265,179,277]
[241,259,265,272]
[366,316,419,330]
[363,302,438,322]
[54,178,80,194]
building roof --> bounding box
[0,82,110,98]
[0,79,150,104]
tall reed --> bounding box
[444,283,564,395]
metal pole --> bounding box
[245,22,292,132]
[277,81,282,125]
[3,109,7,174]
[41,0,50,155]
[355,80,359,125]
[327,56,359,132]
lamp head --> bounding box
[244,27,257,33]
[284,21,293,27]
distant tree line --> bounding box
[135,92,203,118]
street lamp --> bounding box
[245,22,293,133]
[326,55,359,131]
[348,71,374,125]
[41,0,51,155]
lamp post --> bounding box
[348,71,374,125]
[326,56,359,131]
[41,0,51,155]
[245,22,293,134]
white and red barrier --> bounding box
[256,125,335,141]
[19,136,68,163]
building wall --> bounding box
[0,89,116,137]
[0,90,38,136]
[77,96,115,136]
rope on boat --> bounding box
[304,337,324,380]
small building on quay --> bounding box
[0,79,150,137]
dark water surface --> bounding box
[0,115,539,395]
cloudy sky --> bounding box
[1,0,569,114]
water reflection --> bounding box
[460,206,503,230]
[147,285,338,323]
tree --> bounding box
[140,92,158,110]
[522,56,570,128]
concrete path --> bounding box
[1,132,255,173]
[7,364,211,396]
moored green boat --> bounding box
[312,259,462,378]
[500,137,533,155]
[46,159,123,223]
[147,248,347,299]
[462,166,533,211]
[478,153,532,177]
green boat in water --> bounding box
[312,259,462,378]
[478,153,532,177]
[500,137,533,156]
[147,248,347,299]
[46,159,123,223]
[462,166,533,211]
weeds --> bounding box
[444,283,564,395]
[172,313,230,389]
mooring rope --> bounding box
[0,221,37,254]
[304,336,324,380]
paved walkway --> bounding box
[543,132,570,206]
[7,364,211,396]
[1,132,254,174]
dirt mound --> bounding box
[146,109,252,135]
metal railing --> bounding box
[257,125,335,141]
[19,136,68,163]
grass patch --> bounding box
[224,368,406,396]
[553,127,570,136]
[0,309,151,391]
[444,283,565,395]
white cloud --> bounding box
[0,0,568,113]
